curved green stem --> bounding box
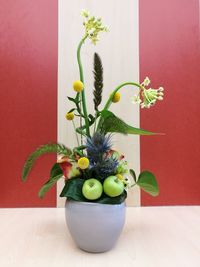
[97,82,142,131]
[77,35,90,137]
[103,82,142,110]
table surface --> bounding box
[0,206,199,267]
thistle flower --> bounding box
[86,132,112,163]
[81,10,108,44]
[90,157,118,180]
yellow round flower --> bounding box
[78,157,89,169]
[112,92,121,103]
[65,112,74,121]
[116,174,124,180]
[73,80,84,92]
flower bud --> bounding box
[112,92,121,103]
[73,80,84,92]
[78,157,90,169]
[65,112,74,121]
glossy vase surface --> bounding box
[65,200,126,253]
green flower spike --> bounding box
[81,9,108,44]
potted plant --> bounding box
[22,10,164,253]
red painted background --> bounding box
[140,0,200,205]
[0,0,58,207]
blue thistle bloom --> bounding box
[90,157,118,180]
[86,132,112,164]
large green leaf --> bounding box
[60,178,85,201]
[22,143,72,182]
[38,163,63,198]
[96,190,127,204]
[136,171,159,196]
[60,177,127,204]
[99,110,157,135]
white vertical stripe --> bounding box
[58,0,140,207]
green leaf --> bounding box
[38,163,63,198]
[22,143,71,182]
[68,108,76,113]
[96,190,127,204]
[100,110,157,135]
[50,163,63,178]
[67,97,79,104]
[136,171,159,196]
[60,177,127,204]
[88,114,95,124]
[60,178,85,201]
[130,169,137,183]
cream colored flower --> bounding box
[141,77,151,87]
[140,87,164,108]
[81,10,108,44]
[132,94,142,104]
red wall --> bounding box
[0,0,58,207]
[140,0,200,205]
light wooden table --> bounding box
[0,206,199,267]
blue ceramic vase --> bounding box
[65,200,126,253]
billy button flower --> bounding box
[65,112,74,121]
[73,80,84,92]
[112,92,121,103]
[78,157,90,169]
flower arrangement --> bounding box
[22,10,164,205]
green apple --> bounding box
[82,178,103,200]
[103,176,124,197]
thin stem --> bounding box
[97,82,142,131]
[80,94,83,145]
[93,112,98,134]
[77,35,90,137]
[104,82,142,110]
[130,183,137,188]
[72,120,80,147]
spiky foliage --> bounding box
[86,132,112,163]
[22,143,72,181]
[86,132,117,180]
[93,53,103,111]
[90,157,118,180]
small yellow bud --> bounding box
[65,112,74,121]
[112,92,121,103]
[78,157,90,169]
[116,174,124,180]
[73,80,84,92]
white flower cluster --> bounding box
[81,9,108,44]
[132,77,164,108]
